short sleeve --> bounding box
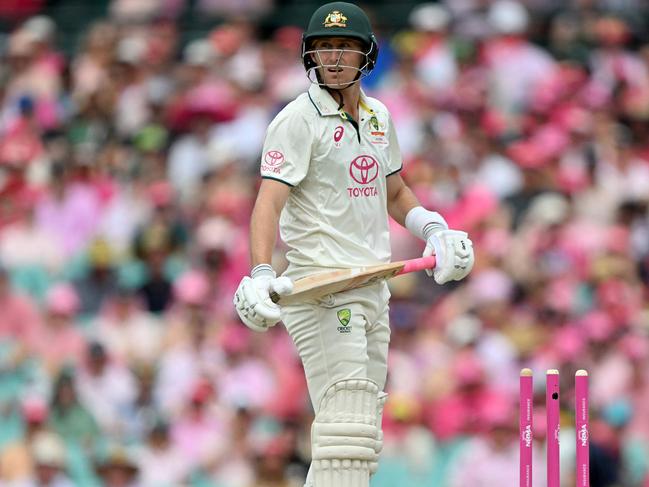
[260,109,313,187]
[385,113,403,176]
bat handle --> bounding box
[269,291,280,303]
[399,255,436,275]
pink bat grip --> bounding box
[398,255,437,275]
[575,370,589,487]
[520,369,533,487]
[547,370,561,487]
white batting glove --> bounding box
[233,264,293,332]
[423,229,475,285]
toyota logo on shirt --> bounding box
[262,150,284,174]
[264,150,285,167]
[349,155,379,184]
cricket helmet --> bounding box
[302,2,379,81]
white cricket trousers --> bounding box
[281,280,391,487]
[281,280,391,410]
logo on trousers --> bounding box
[337,308,352,333]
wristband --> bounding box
[251,264,276,279]
[404,206,448,241]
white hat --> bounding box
[488,0,529,34]
[31,431,66,468]
[524,193,569,226]
[183,39,215,66]
[23,16,56,43]
[116,35,147,64]
[446,313,483,347]
[409,3,451,32]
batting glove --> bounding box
[233,264,293,332]
[424,229,475,285]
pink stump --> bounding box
[575,370,590,487]
[520,368,533,487]
[547,369,560,487]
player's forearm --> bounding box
[387,182,420,226]
[248,179,291,270]
[249,202,281,269]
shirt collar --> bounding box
[307,84,374,118]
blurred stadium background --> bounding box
[0,0,648,486]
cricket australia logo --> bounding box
[324,10,347,28]
[348,155,379,198]
[369,115,380,132]
[337,308,352,333]
[368,114,386,140]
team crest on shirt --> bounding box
[347,155,379,198]
[337,308,352,333]
[368,115,388,145]
[262,150,284,173]
[369,115,381,132]
[323,11,347,28]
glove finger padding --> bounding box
[426,230,475,285]
[435,234,457,284]
[248,277,281,322]
[234,277,270,332]
[423,242,435,278]
[234,275,282,332]
[271,276,294,296]
[454,238,474,280]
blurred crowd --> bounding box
[0,0,648,486]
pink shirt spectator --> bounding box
[171,398,230,471]
[92,301,163,367]
[0,219,64,272]
[35,181,102,258]
[0,284,43,348]
[76,350,138,438]
[31,321,86,374]
[31,284,86,374]
[482,36,556,116]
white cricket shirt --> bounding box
[260,84,403,271]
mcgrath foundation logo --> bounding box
[349,155,378,184]
[522,424,532,448]
[323,10,347,28]
[578,424,589,447]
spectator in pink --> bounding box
[0,265,43,350]
[91,287,163,368]
[34,163,102,259]
[31,283,86,374]
[75,342,138,441]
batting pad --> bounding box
[312,379,380,487]
[369,391,388,475]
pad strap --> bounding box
[369,391,388,475]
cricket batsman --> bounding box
[234,3,475,486]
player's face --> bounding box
[310,37,366,88]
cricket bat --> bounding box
[270,255,436,305]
